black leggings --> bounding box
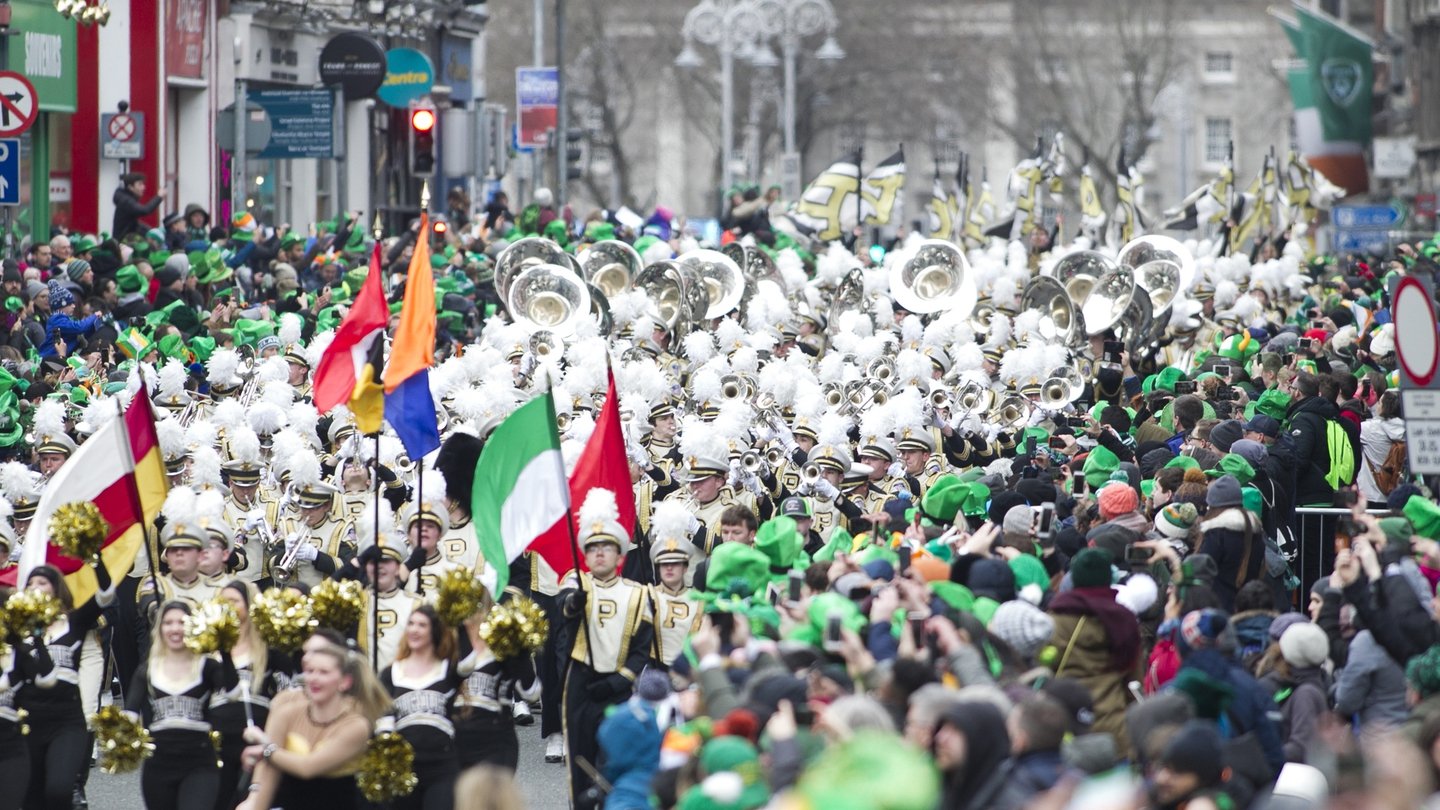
[0,728,30,810]
[214,730,248,810]
[24,719,87,810]
[141,733,219,810]
[454,711,519,772]
[393,734,457,810]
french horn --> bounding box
[890,240,976,317]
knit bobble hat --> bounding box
[1069,548,1113,589]
[1097,482,1139,520]
[988,600,1054,659]
[1153,503,1199,539]
[1279,622,1328,669]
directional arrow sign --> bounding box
[0,138,20,206]
[0,73,37,137]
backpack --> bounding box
[1368,440,1408,496]
[1323,419,1355,491]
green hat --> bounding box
[1241,485,1263,516]
[70,235,97,254]
[229,318,276,348]
[796,731,940,810]
[1155,366,1187,393]
[1405,495,1440,540]
[156,333,192,364]
[192,246,232,284]
[1378,517,1414,548]
[789,593,865,647]
[543,218,569,245]
[1164,455,1200,472]
[0,393,22,448]
[958,482,991,518]
[1070,548,1114,588]
[700,542,771,597]
[146,250,171,267]
[753,519,800,570]
[189,336,216,363]
[919,474,965,523]
[1008,554,1050,596]
[316,306,343,332]
[280,232,304,250]
[634,234,661,256]
[1255,389,1291,420]
[679,737,769,810]
[1206,453,1255,485]
[1082,444,1121,488]
[852,541,898,570]
[116,265,146,295]
[929,581,974,614]
[584,221,615,242]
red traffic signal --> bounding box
[410,108,436,132]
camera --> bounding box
[1174,381,1198,395]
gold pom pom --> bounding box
[251,588,315,652]
[434,568,486,628]
[48,501,110,561]
[355,731,418,802]
[479,595,550,661]
[88,705,154,774]
[184,600,240,655]
[311,579,366,633]
[5,589,64,638]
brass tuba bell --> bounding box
[507,263,592,338]
[579,240,641,298]
[678,249,745,320]
[1021,276,1082,345]
[1118,235,1189,327]
[494,236,571,306]
[890,240,976,317]
[1051,249,1135,338]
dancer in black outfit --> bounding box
[212,581,294,810]
[379,605,477,810]
[0,617,36,810]
[16,562,114,810]
[453,595,539,773]
[126,600,240,810]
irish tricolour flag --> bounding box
[471,390,570,596]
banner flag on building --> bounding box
[1272,4,1370,194]
[791,147,907,241]
[1078,163,1106,244]
[926,170,954,241]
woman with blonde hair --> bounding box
[125,600,239,809]
[212,580,296,810]
[237,636,390,810]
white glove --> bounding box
[957,413,983,436]
[293,543,319,563]
[626,442,651,468]
[887,462,905,479]
[796,480,816,497]
[727,460,745,487]
[744,471,765,496]
[814,479,839,500]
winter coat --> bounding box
[1197,509,1266,612]
[1230,610,1276,669]
[112,186,162,240]
[1269,667,1328,762]
[1343,574,1440,667]
[1286,394,1358,506]
[597,699,662,810]
[40,311,100,357]
[1169,648,1286,777]
[1357,416,1406,503]
[1011,749,1067,794]
[1334,629,1408,736]
[1048,593,1141,756]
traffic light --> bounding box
[565,129,584,181]
[409,102,437,176]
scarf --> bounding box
[1048,586,1141,671]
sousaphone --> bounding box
[890,240,976,317]
[1117,234,1190,326]
[494,237,570,306]
[578,240,641,298]
[678,249,745,319]
[1021,276,1082,345]
[1051,249,1135,338]
[507,262,592,338]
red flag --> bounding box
[527,368,636,577]
[312,242,389,413]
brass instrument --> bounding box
[740,450,766,474]
[1039,365,1086,409]
[677,249,745,319]
[635,260,708,345]
[588,283,614,336]
[764,444,786,467]
[823,381,847,409]
[507,263,592,338]
[1117,234,1193,321]
[578,240,641,298]
[890,240,976,317]
[556,410,573,432]
[1021,276,1082,345]
[494,236,570,305]
[866,358,896,386]
[930,386,952,411]
[989,395,1030,430]
[1051,249,1135,337]
[801,462,823,486]
[720,374,747,401]
[529,330,564,360]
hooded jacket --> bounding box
[1197,509,1266,611]
[1286,394,1358,506]
[1334,629,1407,735]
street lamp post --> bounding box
[676,0,774,203]
[770,0,843,198]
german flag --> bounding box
[11,386,168,602]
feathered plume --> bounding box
[189,446,223,490]
[357,498,397,549]
[33,399,68,443]
[227,425,262,465]
[287,447,322,489]
[0,462,39,504]
[210,399,246,430]
[157,360,188,398]
[156,417,186,461]
[577,488,620,530]
[193,488,226,523]
[161,486,197,524]
[278,313,303,347]
[206,349,241,386]
[247,402,288,435]
[650,499,697,543]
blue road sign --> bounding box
[1333,203,1403,229]
[0,138,19,206]
[1333,229,1391,255]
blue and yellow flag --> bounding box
[383,213,440,458]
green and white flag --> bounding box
[1273,3,1370,194]
[471,391,570,596]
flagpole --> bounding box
[116,396,161,606]
[370,214,383,670]
[853,142,864,254]
[546,367,595,667]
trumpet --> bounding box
[556,411,573,433]
[720,374,748,401]
[740,450,767,475]
[764,444,786,468]
[801,462,823,486]
[529,330,564,360]
[270,529,307,584]
[930,387,951,411]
